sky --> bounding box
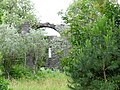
[31,0,73,24]
[118,0,120,4]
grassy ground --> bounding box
[9,72,69,90]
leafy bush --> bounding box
[0,77,10,90]
[0,25,48,78]
[32,67,66,80]
[62,0,120,90]
[9,65,32,79]
[0,52,2,63]
[9,66,65,80]
[0,52,3,76]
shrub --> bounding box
[0,77,10,90]
[62,0,120,90]
[32,67,66,80]
[9,65,32,79]
[0,25,48,78]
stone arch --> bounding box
[21,22,64,35]
[21,22,67,69]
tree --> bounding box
[0,0,37,26]
[62,0,120,89]
[0,25,48,78]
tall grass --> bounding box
[10,78,69,90]
[9,69,69,90]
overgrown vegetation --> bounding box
[0,25,47,79]
[0,52,10,90]
[0,0,120,90]
[62,0,120,90]
[0,0,37,26]
[0,77,10,90]
[9,69,69,90]
[0,0,50,90]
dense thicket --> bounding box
[0,0,48,80]
[62,0,120,89]
[0,25,47,79]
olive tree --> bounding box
[0,25,48,78]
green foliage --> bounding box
[0,52,2,64]
[9,65,32,79]
[9,66,66,81]
[32,67,67,81]
[62,0,120,90]
[0,25,48,78]
[25,29,48,62]
[0,77,10,90]
[0,9,3,24]
[0,0,47,79]
[0,0,37,26]
[36,67,64,78]
[9,72,69,90]
[0,52,3,77]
